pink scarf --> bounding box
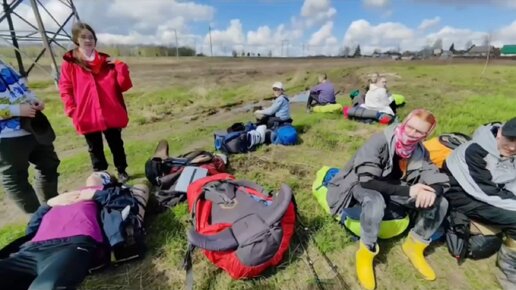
[394,109,436,159]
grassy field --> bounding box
[0,57,515,290]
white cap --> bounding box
[272,81,284,90]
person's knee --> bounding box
[35,158,60,179]
[2,169,30,190]
[435,197,449,214]
[361,191,386,221]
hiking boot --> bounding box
[153,139,169,159]
[356,242,379,290]
[402,231,436,281]
[497,239,516,287]
[118,171,130,184]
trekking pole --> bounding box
[295,227,324,290]
[296,213,350,290]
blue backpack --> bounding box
[214,122,256,154]
[272,125,298,146]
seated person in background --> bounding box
[306,73,336,111]
[362,74,396,116]
[326,109,449,290]
[0,172,149,290]
[254,82,292,129]
[444,118,516,287]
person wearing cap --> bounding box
[254,81,292,128]
[443,117,516,286]
[306,73,336,111]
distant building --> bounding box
[501,45,516,57]
[465,45,495,57]
[439,50,453,59]
[433,48,443,56]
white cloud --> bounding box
[414,0,516,9]
[425,26,487,50]
[418,17,441,30]
[492,21,516,46]
[308,21,334,46]
[300,0,336,27]
[203,19,245,55]
[363,0,391,8]
[340,18,516,54]
[343,20,415,53]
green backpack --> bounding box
[313,166,410,239]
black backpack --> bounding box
[145,140,227,208]
[445,210,503,264]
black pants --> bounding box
[389,100,397,115]
[306,93,321,109]
[257,116,292,129]
[84,128,127,172]
[0,238,96,290]
[0,135,59,213]
[446,190,516,239]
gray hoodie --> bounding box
[446,124,516,211]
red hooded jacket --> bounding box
[59,50,132,135]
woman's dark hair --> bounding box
[71,22,97,46]
[70,22,98,71]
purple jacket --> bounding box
[310,81,336,104]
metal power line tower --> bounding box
[1,0,80,81]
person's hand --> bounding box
[106,57,120,65]
[78,188,97,201]
[410,184,436,208]
[254,110,264,119]
[31,100,45,111]
[20,103,36,117]
[409,183,434,198]
[415,190,436,208]
[47,192,81,207]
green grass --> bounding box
[0,59,514,290]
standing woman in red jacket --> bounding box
[59,22,132,182]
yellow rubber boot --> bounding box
[356,242,379,290]
[402,232,436,280]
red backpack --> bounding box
[184,173,296,282]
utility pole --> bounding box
[281,39,289,57]
[30,0,59,82]
[3,0,25,76]
[208,25,213,57]
[173,29,178,59]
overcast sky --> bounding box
[2,0,515,56]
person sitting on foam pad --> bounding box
[326,109,449,290]
[254,82,292,129]
[306,73,336,112]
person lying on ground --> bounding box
[326,109,449,290]
[0,59,60,214]
[0,172,149,290]
[306,73,336,111]
[443,117,516,288]
[254,81,292,129]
